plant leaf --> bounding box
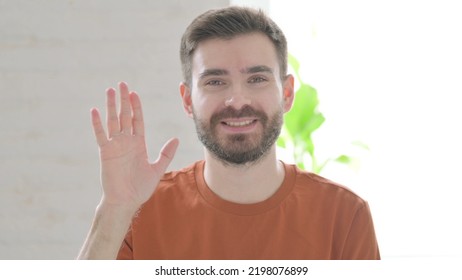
[276,136,286,148]
[351,140,370,151]
[335,155,352,164]
[284,84,319,138]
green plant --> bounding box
[277,54,367,173]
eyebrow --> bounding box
[198,65,274,80]
[242,65,274,75]
[199,69,229,80]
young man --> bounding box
[78,6,380,260]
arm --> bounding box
[77,202,137,259]
[77,82,178,259]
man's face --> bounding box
[182,33,294,165]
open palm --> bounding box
[90,82,178,209]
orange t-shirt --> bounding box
[117,161,380,260]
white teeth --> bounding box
[225,120,254,127]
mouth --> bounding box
[219,118,258,132]
[222,119,257,127]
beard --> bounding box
[193,105,283,166]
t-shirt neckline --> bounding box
[194,160,296,216]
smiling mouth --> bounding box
[222,119,257,127]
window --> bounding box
[233,0,462,259]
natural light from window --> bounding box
[233,0,462,259]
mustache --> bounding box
[210,105,268,125]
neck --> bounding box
[203,145,285,204]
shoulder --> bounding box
[140,161,202,211]
[156,160,202,193]
[160,161,199,182]
[287,163,368,208]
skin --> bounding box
[77,83,179,259]
[181,33,294,203]
[78,32,294,259]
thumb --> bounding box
[152,138,179,173]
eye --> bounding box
[248,76,268,83]
[205,79,225,86]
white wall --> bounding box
[0,0,228,259]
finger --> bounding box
[91,108,109,146]
[152,138,179,173]
[118,82,132,134]
[106,88,119,137]
[130,92,145,136]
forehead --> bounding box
[191,33,280,76]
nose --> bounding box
[224,88,251,110]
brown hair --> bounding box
[180,6,288,86]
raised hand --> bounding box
[90,82,179,210]
[78,82,178,259]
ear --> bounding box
[179,82,193,118]
[282,74,295,113]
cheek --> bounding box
[264,94,285,111]
[192,93,224,117]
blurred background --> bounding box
[1,0,461,259]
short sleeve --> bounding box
[341,202,380,260]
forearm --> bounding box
[77,201,138,260]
